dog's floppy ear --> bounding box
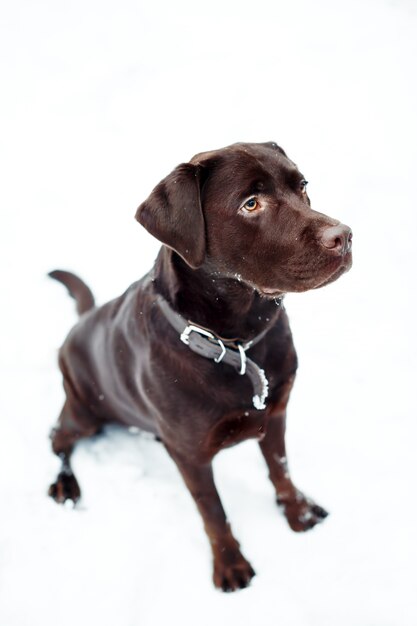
[135,163,205,269]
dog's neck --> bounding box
[153,247,283,341]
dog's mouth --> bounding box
[258,287,286,298]
[313,254,352,289]
[313,251,352,290]
[258,251,352,297]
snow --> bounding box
[1,0,417,624]
[252,365,269,410]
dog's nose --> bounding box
[319,224,352,255]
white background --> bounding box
[1,1,416,624]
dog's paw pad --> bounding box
[310,503,329,519]
[214,559,255,592]
[48,472,81,505]
[277,494,329,532]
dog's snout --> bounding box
[319,224,352,255]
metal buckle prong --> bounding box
[213,339,226,363]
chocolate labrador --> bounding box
[48,141,352,591]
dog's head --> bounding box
[136,142,352,295]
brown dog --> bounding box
[48,141,352,592]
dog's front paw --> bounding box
[277,491,328,532]
[48,471,81,505]
[213,547,255,592]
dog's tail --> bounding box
[48,270,95,316]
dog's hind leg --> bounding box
[48,402,101,505]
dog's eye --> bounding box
[242,197,259,212]
[300,180,308,193]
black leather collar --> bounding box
[156,295,283,410]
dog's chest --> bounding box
[204,407,269,453]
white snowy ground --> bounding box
[1,0,416,624]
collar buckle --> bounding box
[180,323,248,373]
[180,324,226,363]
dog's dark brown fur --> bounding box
[48,141,352,591]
